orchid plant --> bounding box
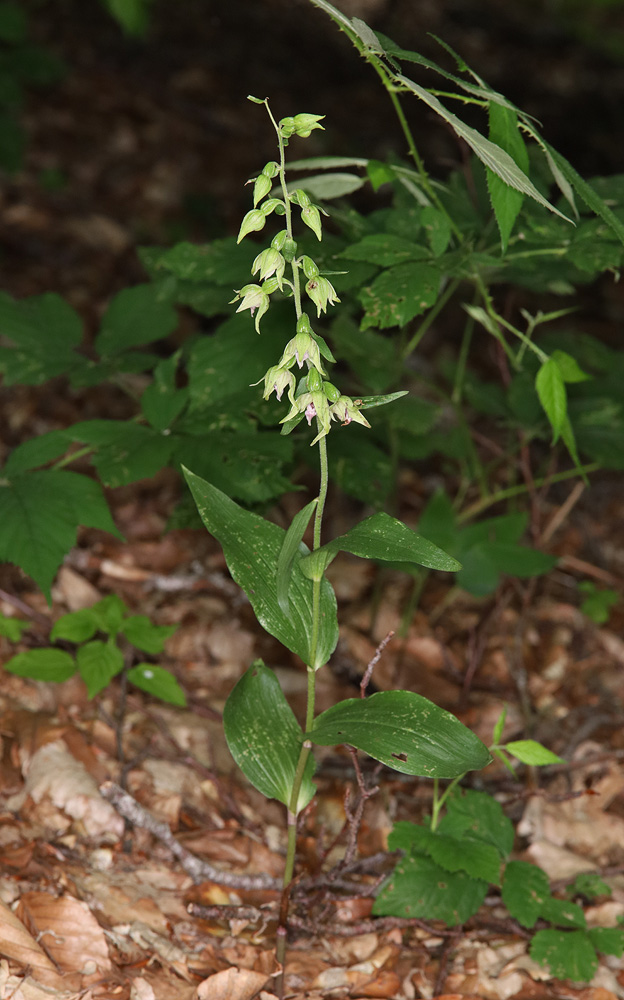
[184,96,493,983]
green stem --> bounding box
[458,462,599,524]
[401,278,460,361]
[430,773,464,831]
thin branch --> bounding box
[361,630,395,697]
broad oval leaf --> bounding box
[127,664,186,707]
[223,661,316,812]
[373,853,488,925]
[300,510,461,581]
[308,691,491,778]
[183,468,338,669]
[4,648,76,683]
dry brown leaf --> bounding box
[0,898,61,979]
[195,967,269,1000]
[0,959,82,999]
[16,892,111,975]
[6,740,124,841]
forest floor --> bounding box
[2,2,624,998]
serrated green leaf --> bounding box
[121,616,178,654]
[536,358,567,443]
[504,739,564,766]
[487,103,528,252]
[127,664,186,707]
[141,353,189,431]
[439,789,515,857]
[51,608,100,644]
[277,499,318,618]
[308,691,491,778]
[76,641,124,699]
[587,926,624,957]
[373,853,488,925]
[551,349,590,384]
[360,262,440,330]
[540,140,624,248]
[223,661,315,812]
[540,895,586,929]
[340,234,429,267]
[0,613,30,642]
[95,284,178,357]
[502,860,550,928]
[3,431,72,476]
[4,648,76,683]
[183,469,338,670]
[569,872,611,900]
[395,74,572,223]
[0,470,121,600]
[89,595,127,635]
[407,825,502,883]
[299,510,461,582]
[66,420,174,487]
[530,929,598,981]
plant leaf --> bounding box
[0,470,121,601]
[76,641,124,699]
[530,929,598,981]
[183,469,338,669]
[127,664,187,707]
[486,103,528,251]
[536,357,567,443]
[373,853,488,924]
[502,860,550,928]
[223,661,316,812]
[95,284,178,357]
[504,739,564,765]
[4,648,76,683]
[277,499,318,618]
[120,616,178,654]
[299,510,461,581]
[395,74,572,223]
[308,691,491,777]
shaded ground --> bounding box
[1,1,624,997]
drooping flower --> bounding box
[330,394,372,430]
[229,283,270,334]
[279,330,325,374]
[261,364,296,404]
[305,275,340,317]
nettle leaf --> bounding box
[0,613,30,642]
[141,238,256,285]
[536,357,567,443]
[403,824,502,884]
[588,926,624,958]
[76,641,124,699]
[421,206,452,256]
[95,284,178,357]
[328,430,394,507]
[0,290,84,384]
[487,102,528,252]
[504,739,564,766]
[127,664,187,707]
[120,616,178,654]
[373,853,488,925]
[66,420,175,487]
[176,429,294,505]
[4,648,76,683]
[540,140,624,248]
[299,510,461,581]
[141,352,189,431]
[502,860,550,928]
[359,262,441,330]
[395,73,572,223]
[184,469,338,670]
[438,788,515,858]
[51,608,100,644]
[530,929,598,982]
[540,896,586,929]
[3,430,73,476]
[308,691,491,778]
[340,233,429,267]
[223,661,316,812]
[90,594,127,634]
[0,470,121,600]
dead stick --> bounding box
[100,780,280,891]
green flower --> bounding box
[279,331,325,374]
[305,275,340,317]
[252,248,286,290]
[262,364,296,404]
[280,389,332,445]
[330,395,372,430]
[230,283,270,334]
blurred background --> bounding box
[1,0,623,314]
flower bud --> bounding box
[279,116,296,138]
[301,203,322,241]
[237,209,266,244]
[323,381,341,403]
[261,198,285,217]
[252,173,272,207]
[301,255,320,280]
[290,188,311,208]
[292,113,325,138]
[282,236,298,263]
[307,367,323,392]
[261,161,280,178]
